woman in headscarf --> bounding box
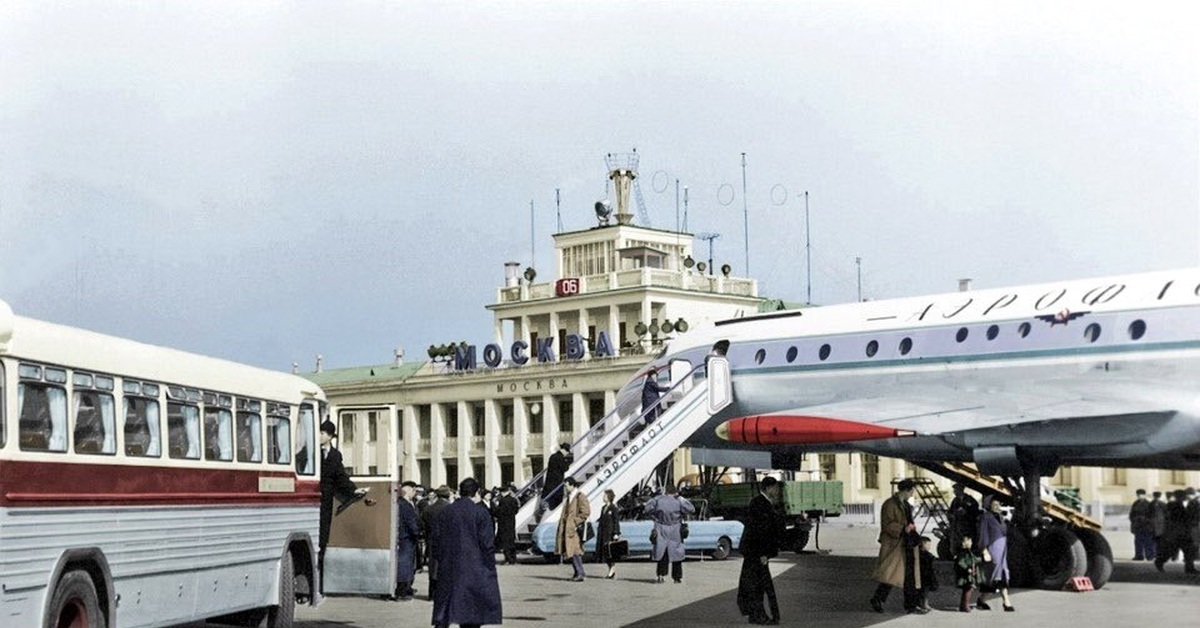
[976,495,1015,611]
[644,483,696,583]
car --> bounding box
[530,518,744,562]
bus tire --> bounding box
[267,551,295,628]
[46,569,104,628]
[1074,528,1113,590]
[1033,527,1087,590]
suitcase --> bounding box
[606,539,630,560]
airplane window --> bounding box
[1128,320,1146,341]
[955,327,969,343]
[818,344,831,361]
[754,349,766,365]
[986,325,999,341]
[865,340,878,357]
[899,337,912,355]
[1084,323,1101,343]
[1018,322,1032,338]
[785,347,798,363]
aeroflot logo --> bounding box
[596,422,664,483]
[453,330,616,371]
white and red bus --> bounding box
[0,299,324,628]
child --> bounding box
[918,536,939,611]
[954,536,983,612]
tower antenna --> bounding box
[741,152,749,274]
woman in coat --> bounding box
[976,495,1015,611]
[597,489,623,579]
[555,476,591,581]
[643,483,695,583]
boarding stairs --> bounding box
[513,357,732,543]
[914,460,1101,531]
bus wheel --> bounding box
[1033,527,1087,590]
[1074,528,1113,590]
[267,551,295,628]
[47,570,104,628]
[709,536,732,561]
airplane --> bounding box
[619,266,1200,590]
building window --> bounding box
[471,402,485,437]
[1169,469,1186,485]
[861,454,880,490]
[445,404,459,438]
[818,453,837,481]
[1103,467,1127,486]
[527,400,543,434]
[557,397,572,432]
[367,410,379,442]
[500,403,514,435]
[418,405,431,439]
[587,396,606,427]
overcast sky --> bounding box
[2,1,1196,371]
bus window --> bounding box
[19,375,68,452]
[74,384,116,455]
[167,401,201,459]
[204,404,233,461]
[295,402,316,476]
[237,404,263,463]
[124,394,161,457]
[266,403,291,465]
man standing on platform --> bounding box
[737,476,783,625]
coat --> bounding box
[644,494,695,562]
[597,503,622,559]
[555,491,591,557]
[641,376,670,419]
[430,499,502,627]
[493,494,519,552]
[1151,499,1167,537]
[738,492,781,559]
[396,497,420,584]
[955,549,983,588]
[542,451,570,499]
[1129,497,1155,535]
[318,446,359,550]
[871,494,920,588]
[978,510,1011,584]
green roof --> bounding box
[302,361,425,388]
[756,298,812,312]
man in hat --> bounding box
[421,485,454,599]
[394,481,421,601]
[948,482,980,552]
[541,442,572,512]
[737,476,783,625]
[1129,488,1154,560]
[317,419,369,590]
[430,477,502,628]
[870,479,924,614]
[493,483,520,565]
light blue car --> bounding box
[530,518,743,562]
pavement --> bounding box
[206,521,1199,628]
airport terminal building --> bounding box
[307,174,1197,507]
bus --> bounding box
[0,299,324,628]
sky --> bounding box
[2,1,1197,372]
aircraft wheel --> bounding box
[1033,527,1087,589]
[1074,528,1113,590]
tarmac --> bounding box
[193,520,1200,628]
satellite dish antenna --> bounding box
[594,200,612,225]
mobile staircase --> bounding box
[513,357,733,545]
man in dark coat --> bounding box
[431,477,502,628]
[948,483,980,551]
[738,476,783,625]
[1186,487,1199,573]
[1129,488,1155,560]
[541,442,572,512]
[1151,490,1167,553]
[1155,489,1194,573]
[317,419,368,590]
[395,481,421,600]
[641,369,670,423]
[422,486,453,599]
[493,484,520,565]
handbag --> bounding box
[606,538,630,560]
[680,521,690,540]
[577,521,595,543]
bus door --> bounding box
[323,405,399,595]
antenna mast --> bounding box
[741,152,749,275]
[530,199,535,270]
[805,190,812,304]
[555,188,562,233]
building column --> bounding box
[458,400,472,481]
[484,399,501,487]
[494,319,504,347]
[514,396,529,485]
[520,314,531,347]
[608,304,620,349]
[544,393,559,458]
[548,311,560,359]
[402,404,419,484]
[578,308,590,360]
[603,389,616,417]
[430,404,447,487]
[571,392,588,437]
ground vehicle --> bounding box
[529,518,744,561]
[707,480,842,551]
[0,300,323,627]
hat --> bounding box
[896,479,916,492]
[1135,488,1146,495]
[320,419,337,437]
[1153,491,1162,498]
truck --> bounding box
[704,480,843,552]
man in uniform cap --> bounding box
[317,419,369,591]
[1129,488,1154,560]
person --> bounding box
[948,483,980,551]
[869,478,924,614]
[395,481,420,601]
[644,483,695,584]
[597,489,623,579]
[917,536,938,612]
[1186,487,1200,573]
[493,484,520,566]
[556,476,591,581]
[1130,488,1155,560]
[422,485,453,598]
[317,419,369,590]
[1151,490,1167,559]
[976,495,1015,611]
[954,535,983,612]
[430,477,502,628]
[641,369,670,424]
[1156,490,1190,571]
[737,476,782,625]
[542,443,572,512]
